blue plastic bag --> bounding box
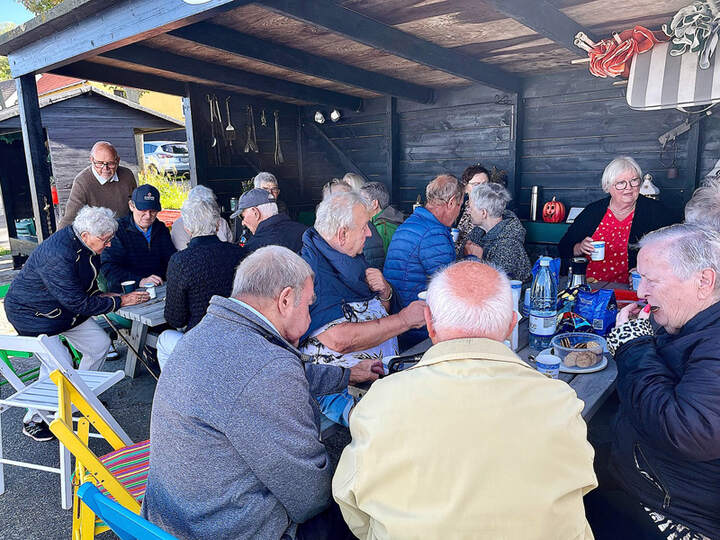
[574,289,617,336]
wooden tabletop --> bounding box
[115,285,167,327]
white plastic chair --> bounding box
[0,334,129,509]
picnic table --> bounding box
[114,285,167,377]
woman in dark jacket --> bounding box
[586,223,720,539]
[558,156,677,282]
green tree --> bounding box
[0,22,16,82]
[17,0,63,15]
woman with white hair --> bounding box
[170,185,233,250]
[4,206,148,441]
[158,195,246,368]
[558,156,675,282]
[685,176,720,230]
[465,183,531,281]
[587,223,720,539]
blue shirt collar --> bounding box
[228,298,280,336]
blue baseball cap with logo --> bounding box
[131,185,161,211]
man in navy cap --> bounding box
[101,184,177,292]
[231,188,307,254]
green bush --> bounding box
[138,169,190,210]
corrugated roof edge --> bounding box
[0,0,107,56]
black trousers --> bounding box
[296,501,355,540]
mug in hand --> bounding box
[121,280,136,294]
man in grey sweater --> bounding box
[143,246,375,539]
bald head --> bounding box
[90,141,119,180]
[425,261,515,343]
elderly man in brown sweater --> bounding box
[58,141,137,228]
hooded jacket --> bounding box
[470,210,531,281]
[4,226,118,336]
[143,296,349,539]
[372,206,404,253]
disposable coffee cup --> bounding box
[590,241,606,261]
[143,283,157,299]
[535,353,561,379]
[121,280,136,294]
[451,227,460,243]
[631,271,641,291]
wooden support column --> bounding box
[507,92,524,205]
[386,96,399,204]
[16,74,55,241]
[184,83,207,187]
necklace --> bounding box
[609,202,635,220]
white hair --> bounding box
[181,197,220,238]
[72,206,118,237]
[314,191,369,240]
[256,202,278,219]
[342,172,366,191]
[685,177,720,230]
[187,185,219,205]
[426,261,513,337]
[360,182,390,209]
[253,172,278,189]
[601,156,642,192]
[639,223,720,291]
[426,174,463,204]
[470,183,512,218]
[322,178,352,199]
[232,245,314,303]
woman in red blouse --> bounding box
[558,157,677,283]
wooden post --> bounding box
[687,119,702,192]
[16,74,55,241]
[386,96,399,204]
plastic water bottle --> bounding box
[529,258,557,351]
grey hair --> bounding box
[256,202,278,219]
[685,177,720,230]
[601,156,642,192]
[360,181,390,210]
[232,245,314,303]
[426,261,513,337]
[315,191,370,240]
[342,172,366,191]
[639,223,720,291]
[426,174,463,204]
[470,182,512,218]
[322,178,352,199]
[181,196,220,238]
[90,141,118,159]
[187,185,219,205]
[72,205,118,237]
[253,172,278,189]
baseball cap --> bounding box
[230,188,276,219]
[131,185,161,211]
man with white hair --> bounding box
[300,191,426,426]
[157,194,246,368]
[170,185,233,250]
[685,176,720,230]
[144,246,359,540]
[59,141,137,228]
[333,261,597,539]
[254,171,288,214]
[230,188,307,254]
[384,174,462,347]
[5,206,148,440]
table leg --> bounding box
[124,321,148,378]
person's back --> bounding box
[245,213,307,254]
[372,205,404,252]
[362,221,385,269]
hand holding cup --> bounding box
[120,290,150,307]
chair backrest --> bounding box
[77,483,178,540]
[48,369,138,512]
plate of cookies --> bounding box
[549,332,608,374]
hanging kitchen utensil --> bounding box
[207,95,217,148]
[225,97,236,146]
[213,95,225,146]
[261,109,267,127]
[274,110,284,165]
[244,105,259,153]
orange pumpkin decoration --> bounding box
[542,197,566,223]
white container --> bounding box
[508,280,523,351]
[451,227,460,243]
[590,240,606,261]
[143,284,157,299]
[535,353,561,379]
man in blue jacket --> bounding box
[384,174,462,347]
[101,184,176,292]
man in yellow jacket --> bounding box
[332,261,597,539]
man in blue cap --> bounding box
[101,184,177,292]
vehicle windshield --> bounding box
[161,144,188,154]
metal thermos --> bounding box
[530,186,540,221]
[569,257,588,288]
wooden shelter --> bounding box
[0,0,710,243]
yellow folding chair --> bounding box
[47,369,150,540]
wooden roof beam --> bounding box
[482,0,599,57]
[169,23,435,104]
[51,61,187,96]
[99,43,363,110]
[254,0,522,93]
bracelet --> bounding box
[378,289,393,302]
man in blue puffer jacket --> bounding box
[384,174,462,347]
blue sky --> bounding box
[1,1,34,25]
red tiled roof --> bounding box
[36,73,85,96]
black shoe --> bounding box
[22,421,55,442]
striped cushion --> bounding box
[94,439,150,503]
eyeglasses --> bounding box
[613,177,642,190]
[91,158,119,170]
[97,234,114,246]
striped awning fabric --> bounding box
[627,42,720,110]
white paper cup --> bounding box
[121,280,136,294]
[631,271,641,290]
[591,241,606,261]
[536,353,561,379]
[451,228,460,243]
[417,290,427,300]
[143,284,157,299]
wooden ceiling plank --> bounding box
[98,43,363,110]
[254,0,522,92]
[168,22,434,103]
